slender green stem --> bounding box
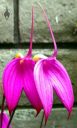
[0,95,5,128]
[7,108,16,128]
[40,112,44,128]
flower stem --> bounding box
[0,95,5,128]
[7,108,16,128]
[40,112,44,128]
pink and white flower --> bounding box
[2,7,42,114]
[33,6,74,123]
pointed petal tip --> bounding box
[66,94,74,115]
[43,108,52,125]
[44,112,49,126]
[67,112,71,120]
[35,109,41,117]
[67,104,74,118]
[67,108,73,120]
[3,58,23,113]
[23,59,42,113]
[46,58,74,114]
[9,110,12,116]
[34,59,53,124]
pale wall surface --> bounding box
[19,0,77,42]
[0,0,77,43]
[0,0,14,42]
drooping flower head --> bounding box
[33,4,74,123]
[0,113,12,128]
[2,6,42,114]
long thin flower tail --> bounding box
[26,6,34,57]
[37,2,58,58]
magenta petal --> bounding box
[23,59,42,113]
[44,58,74,113]
[34,59,53,121]
[3,58,23,112]
[0,112,12,128]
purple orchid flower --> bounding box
[33,6,74,123]
[0,113,12,128]
[2,6,42,114]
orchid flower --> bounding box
[33,5,74,123]
[2,6,42,114]
[0,113,12,128]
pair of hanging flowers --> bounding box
[0,4,74,128]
